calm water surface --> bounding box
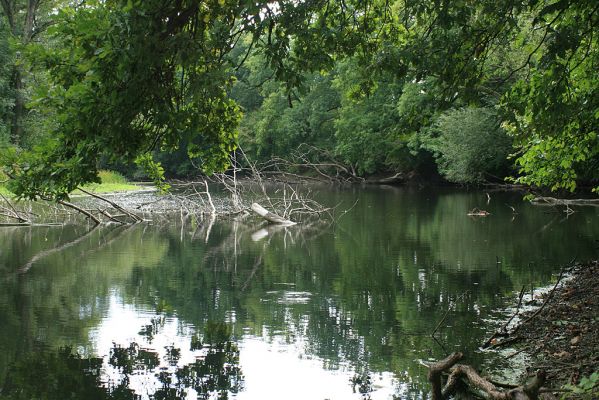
[0,186,598,399]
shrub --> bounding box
[97,170,128,184]
[425,107,512,184]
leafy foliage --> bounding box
[0,0,597,194]
[425,108,512,184]
[562,371,599,399]
[4,1,242,199]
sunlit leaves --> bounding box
[7,0,246,199]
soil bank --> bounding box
[501,261,599,398]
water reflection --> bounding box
[0,187,597,399]
[1,312,242,400]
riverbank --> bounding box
[500,261,599,398]
[0,170,145,198]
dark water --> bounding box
[0,187,597,399]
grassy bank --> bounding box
[0,170,143,197]
[75,170,142,194]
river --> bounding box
[0,186,597,399]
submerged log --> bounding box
[531,196,599,207]
[250,203,296,225]
[367,172,406,184]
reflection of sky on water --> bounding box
[238,338,399,400]
[90,292,200,398]
[90,293,401,400]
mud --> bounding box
[508,261,599,397]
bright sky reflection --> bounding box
[89,292,400,400]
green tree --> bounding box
[1,0,597,195]
[0,20,12,144]
[501,1,599,191]
[424,107,512,184]
[0,0,57,146]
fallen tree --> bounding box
[530,197,599,207]
[250,203,296,225]
[0,149,337,226]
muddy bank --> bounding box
[520,261,598,394]
[489,261,599,398]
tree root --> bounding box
[427,353,546,400]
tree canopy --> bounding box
[0,0,597,198]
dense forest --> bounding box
[0,0,597,199]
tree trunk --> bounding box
[4,0,42,145]
[10,66,23,145]
[251,203,296,225]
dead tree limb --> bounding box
[366,172,405,184]
[251,203,296,225]
[77,188,142,222]
[483,285,526,348]
[57,199,101,225]
[0,193,30,223]
[484,261,573,349]
[449,364,512,399]
[451,367,545,400]
[531,196,599,207]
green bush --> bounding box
[562,372,599,399]
[425,107,512,184]
[97,170,128,184]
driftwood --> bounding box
[427,353,546,400]
[482,285,527,348]
[366,172,406,185]
[0,193,31,223]
[0,148,335,227]
[468,208,491,216]
[251,203,296,225]
[77,188,143,222]
[57,199,101,225]
[531,196,599,207]
[428,352,463,400]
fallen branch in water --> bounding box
[483,261,573,349]
[427,352,463,400]
[251,203,296,225]
[57,199,101,225]
[426,353,546,400]
[482,285,526,348]
[0,193,31,224]
[531,196,599,207]
[77,188,143,222]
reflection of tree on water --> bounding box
[0,322,243,400]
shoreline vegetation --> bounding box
[1,167,598,228]
[0,170,143,198]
